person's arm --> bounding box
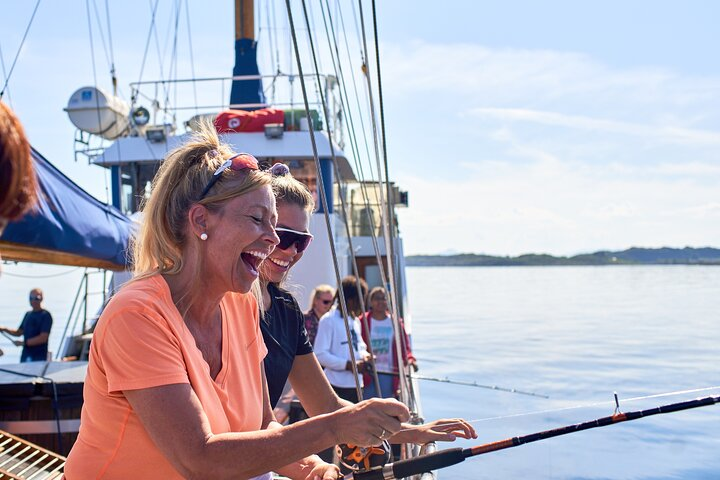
[125,384,408,480]
[287,353,475,450]
[389,418,477,445]
[313,317,346,371]
[289,353,351,416]
[0,315,24,336]
[0,327,22,336]
[23,331,49,347]
[261,364,341,480]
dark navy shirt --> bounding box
[260,283,313,408]
[19,309,53,362]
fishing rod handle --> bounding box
[351,447,467,480]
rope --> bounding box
[0,267,81,279]
[0,0,42,99]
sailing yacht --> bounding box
[1,0,428,477]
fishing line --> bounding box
[459,385,720,426]
[354,393,720,480]
[390,385,720,436]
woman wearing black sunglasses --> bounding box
[64,124,410,480]
[257,165,477,452]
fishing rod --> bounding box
[350,394,720,480]
[374,369,549,399]
[1,331,17,343]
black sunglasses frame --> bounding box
[275,227,313,253]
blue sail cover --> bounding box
[0,148,133,270]
[229,38,266,109]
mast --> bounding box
[229,0,265,109]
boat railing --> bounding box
[127,73,340,131]
[55,269,109,361]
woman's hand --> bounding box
[304,461,341,480]
[332,398,410,447]
[390,418,477,445]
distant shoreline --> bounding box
[406,247,720,267]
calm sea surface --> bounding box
[1,264,719,479]
[407,266,720,480]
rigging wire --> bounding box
[104,0,117,95]
[268,0,282,103]
[321,0,391,301]
[318,0,418,405]
[321,0,393,313]
[167,0,182,123]
[298,0,382,398]
[183,0,198,114]
[355,0,410,407]
[136,0,160,91]
[0,0,42,100]
[367,0,415,405]
[0,41,12,106]
[284,0,364,402]
[317,0,403,397]
[85,0,107,160]
[90,0,113,74]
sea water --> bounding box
[1,264,718,479]
[408,266,720,480]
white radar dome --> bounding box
[65,86,130,140]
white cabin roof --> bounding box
[92,130,356,180]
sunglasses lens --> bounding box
[230,153,259,171]
[277,230,312,253]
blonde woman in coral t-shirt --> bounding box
[64,123,410,480]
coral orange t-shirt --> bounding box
[64,275,267,479]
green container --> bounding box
[283,109,323,131]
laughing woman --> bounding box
[258,165,477,449]
[64,125,411,480]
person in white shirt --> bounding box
[314,276,370,402]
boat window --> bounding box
[336,182,405,237]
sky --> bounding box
[1,0,719,256]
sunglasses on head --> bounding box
[199,153,259,200]
[275,227,313,253]
[319,299,333,305]
[29,295,42,301]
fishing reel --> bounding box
[336,441,391,474]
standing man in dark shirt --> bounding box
[1,288,53,362]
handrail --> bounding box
[129,72,326,88]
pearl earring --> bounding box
[200,233,208,241]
